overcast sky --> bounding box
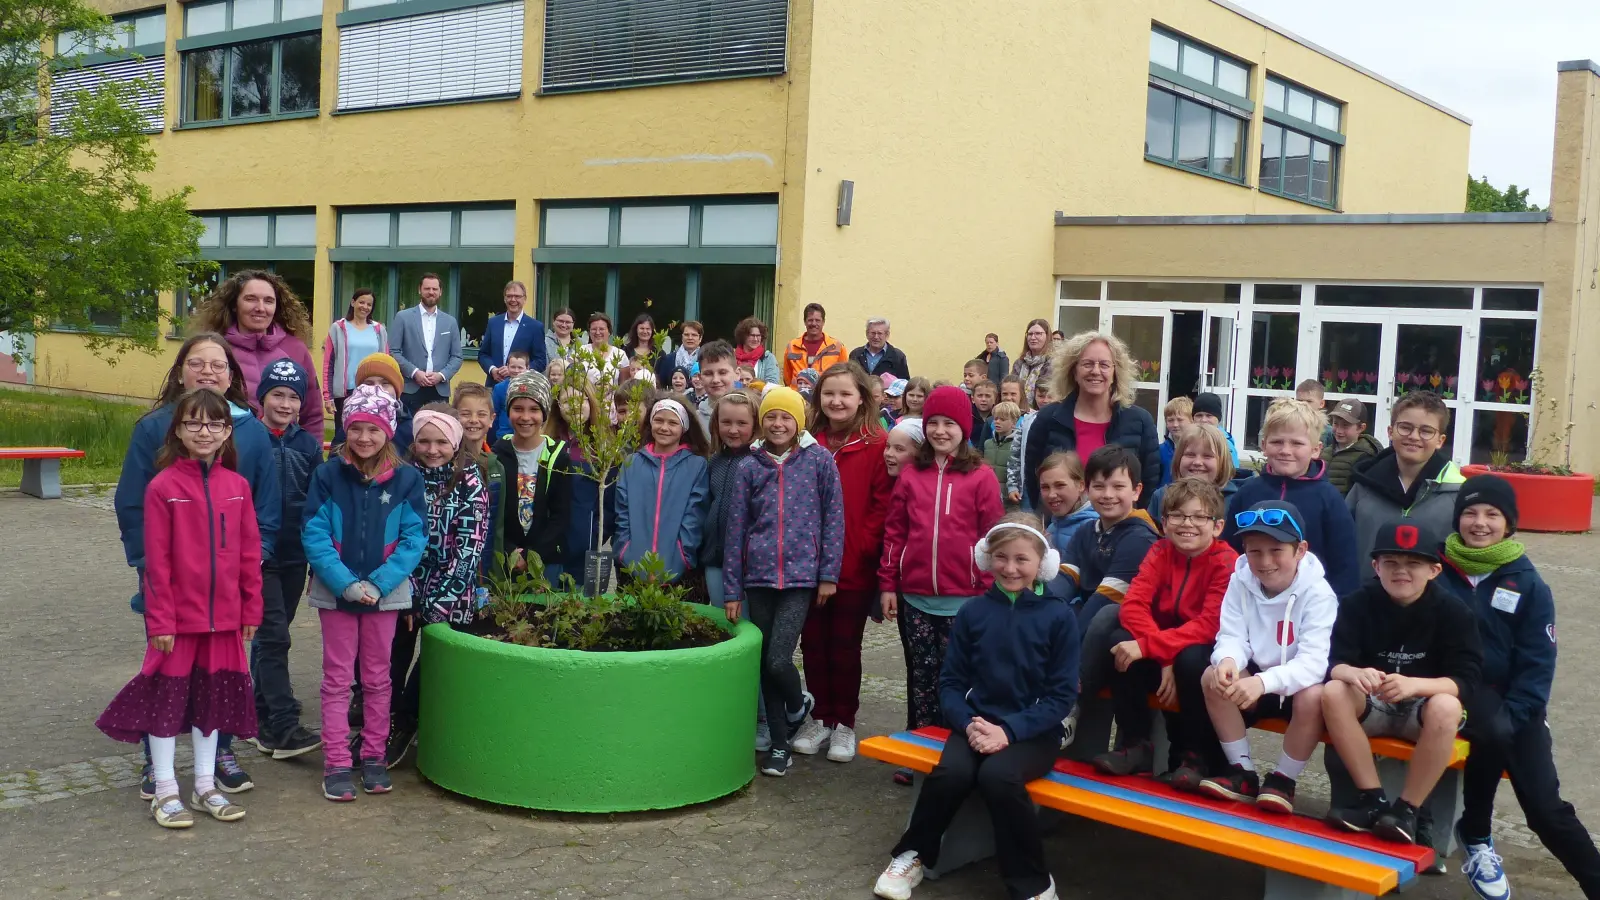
[1234,0,1600,207]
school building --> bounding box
[16,0,1600,470]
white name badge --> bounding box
[1491,587,1521,614]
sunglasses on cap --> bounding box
[1233,508,1305,541]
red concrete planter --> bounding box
[1460,465,1595,532]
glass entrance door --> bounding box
[1319,312,1471,462]
[1200,310,1239,423]
[1108,309,1167,421]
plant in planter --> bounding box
[1462,368,1594,532]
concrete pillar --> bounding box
[1543,62,1600,474]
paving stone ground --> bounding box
[3,489,1597,898]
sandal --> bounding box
[189,788,246,821]
[151,794,194,829]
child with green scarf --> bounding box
[1440,474,1600,900]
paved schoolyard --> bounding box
[2,490,1597,899]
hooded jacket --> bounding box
[302,454,429,613]
[1329,579,1483,701]
[1117,538,1238,666]
[224,325,324,436]
[412,461,490,625]
[1046,502,1099,554]
[822,427,894,591]
[1440,554,1557,730]
[265,421,322,566]
[879,456,1006,596]
[723,435,846,601]
[492,435,574,567]
[939,583,1081,744]
[1346,449,1465,562]
[1211,551,1340,697]
[142,459,264,637]
[982,432,1014,496]
[1321,431,1383,494]
[615,444,710,580]
[116,402,280,571]
[700,446,752,569]
[1057,510,1160,605]
[1224,459,1360,596]
[1022,392,1162,510]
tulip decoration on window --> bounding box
[1133,358,1161,382]
[1318,369,1378,394]
[1479,369,1530,404]
[1394,372,1458,399]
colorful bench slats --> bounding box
[861,728,1437,897]
[1249,716,1471,768]
[0,447,85,460]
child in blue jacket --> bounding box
[873,512,1078,900]
[724,387,845,777]
[614,394,710,583]
[1441,475,1600,899]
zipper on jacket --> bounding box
[1170,554,1193,628]
[776,464,786,589]
[931,461,946,595]
[203,465,217,631]
[222,512,227,549]
[650,454,668,554]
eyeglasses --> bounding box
[1078,360,1114,372]
[1392,422,1441,440]
[184,359,230,374]
[181,420,228,435]
[1166,513,1219,526]
[1233,508,1304,540]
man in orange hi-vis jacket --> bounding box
[782,302,849,388]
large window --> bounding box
[182,210,319,331]
[332,206,516,357]
[1261,76,1343,207]
[541,0,788,94]
[336,0,522,112]
[1145,28,1250,183]
[51,9,167,134]
[179,0,321,125]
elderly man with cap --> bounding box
[1321,399,1381,495]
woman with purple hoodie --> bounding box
[724,387,846,778]
[192,269,325,437]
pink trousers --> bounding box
[318,608,399,770]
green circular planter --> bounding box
[416,606,761,812]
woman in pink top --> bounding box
[193,270,324,436]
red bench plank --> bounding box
[0,447,85,460]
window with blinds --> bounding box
[337,2,524,112]
[51,56,165,134]
[541,0,788,94]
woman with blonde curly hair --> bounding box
[1021,330,1161,508]
[193,269,323,435]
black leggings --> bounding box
[745,587,811,752]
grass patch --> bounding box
[0,388,147,487]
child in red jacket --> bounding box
[1091,477,1237,789]
[797,363,893,763]
[98,388,263,829]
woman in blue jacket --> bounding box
[614,395,710,583]
[113,333,282,798]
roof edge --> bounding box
[1557,60,1600,77]
[1053,212,1552,226]
[1208,0,1472,126]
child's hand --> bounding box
[242,625,257,642]
[149,634,174,653]
[1338,666,1385,695]
[880,592,899,621]
[815,582,837,607]
[1111,640,1144,672]
[724,601,742,623]
[1378,673,1418,703]
[1155,665,1178,708]
[1227,675,1265,710]
[1008,490,1021,503]
[1216,658,1238,686]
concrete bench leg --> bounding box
[1323,745,1461,868]
[1262,870,1367,900]
[19,458,62,499]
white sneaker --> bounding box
[791,719,831,755]
[1060,703,1079,749]
[827,724,857,762]
[873,851,923,900]
[1461,836,1511,900]
[754,722,772,753]
[1029,876,1059,900]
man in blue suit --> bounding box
[479,280,547,385]
[390,273,464,414]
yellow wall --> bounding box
[785,0,1472,381]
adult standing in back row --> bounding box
[782,303,849,388]
[195,269,324,436]
[1023,331,1161,509]
[321,288,389,446]
[978,333,1010,387]
[849,318,910,380]
[478,280,546,386]
[1011,318,1054,402]
[390,273,463,415]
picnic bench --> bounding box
[1,447,85,499]
[862,727,1440,900]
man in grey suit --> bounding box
[389,273,463,414]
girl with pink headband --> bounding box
[614,393,711,587]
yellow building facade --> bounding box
[28,0,1493,418]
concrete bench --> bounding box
[862,727,1438,900]
[1,447,85,499]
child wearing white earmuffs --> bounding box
[873,512,1079,900]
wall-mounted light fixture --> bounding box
[836,180,854,226]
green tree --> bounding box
[1465,175,1541,213]
[0,0,206,361]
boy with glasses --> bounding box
[1346,390,1465,561]
[1322,520,1482,844]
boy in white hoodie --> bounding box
[1197,499,1339,814]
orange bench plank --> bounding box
[0,447,85,460]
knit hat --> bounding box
[257,356,308,403]
[1455,473,1518,534]
[1193,392,1224,419]
[758,386,807,428]
[505,371,552,414]
[921,385,973,442]
[795,368,820,396]
[354,353,404,397]
[342,383,398,439]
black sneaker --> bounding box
[1327,790,1388,833]
[1374,799,1420,845]
[785,692,816,742]
[255,725,323,760]
[1092,740,1154,776]
[215,751,254,793]
[1168,752,1208,794]
[1416,809,1446,874]
[384,726,417,770]
[361,759,392,794]
[1199,764,1260,803]
[322,768,356,802]
[759,748,793,777]
[1256,771,1297,814]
